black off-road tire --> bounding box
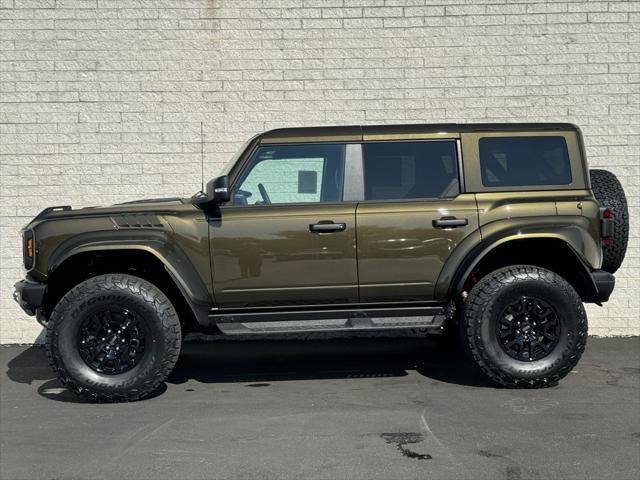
[462,265,587,388]
[590,169,629,274]
[46,274,182,402]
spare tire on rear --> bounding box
[589,169,629,274]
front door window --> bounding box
[233,144,345,205]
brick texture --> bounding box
[1,0,638,343]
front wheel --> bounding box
[462,265,587,388]
[46,274,182,402]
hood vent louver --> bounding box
[111,214,164,229]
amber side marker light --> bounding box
[23,230,34,269]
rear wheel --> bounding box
[46,274,181,402]
[590,169,629,274]
[462,265,587,388]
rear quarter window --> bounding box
[479,136,572,187]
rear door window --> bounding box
[362,141,459,201]
[479,136,572,187]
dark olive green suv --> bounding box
[14,123,629,401]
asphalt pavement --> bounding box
[1,336,639,480]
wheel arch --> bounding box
[44,242,211,331]
[439,234,599,303]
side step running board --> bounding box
[208,305,446,336]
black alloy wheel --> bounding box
[77,307,148,375]
[496,296,560,362]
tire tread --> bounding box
[590,169,629,274]
[462,265,587,389]
[45,274,181,403]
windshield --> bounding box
[219,134,260,177]
[191,134,259,199]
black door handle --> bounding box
[433,217,468,228]
[309,222,347,233]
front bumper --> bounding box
[13,279,46,316]
[590,270,615,304]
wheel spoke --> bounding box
[86,349,100,363]
[77,307,146,375]
[496,296,560,362]
[95,353,108,369]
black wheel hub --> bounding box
[77,307,147,375]
[496,296,561,362]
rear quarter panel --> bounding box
[475,191,601,269]
[434,128,602,299]
[459,128,600,270]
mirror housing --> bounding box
[194,175,230,206]
[207,175,231,203]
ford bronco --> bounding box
[14,123,629,401]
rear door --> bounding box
[355,139,479,303]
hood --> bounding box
[25,197,195,229]
[115,196,186,206]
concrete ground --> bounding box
[1,337,638,480]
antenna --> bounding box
[200,121,204,193]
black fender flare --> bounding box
[435,218,599,301]
[47,230,212,325]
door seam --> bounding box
[354,202,361,303]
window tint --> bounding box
[234,144,344,205]
[362,141,459,201]
[479,136,572,187]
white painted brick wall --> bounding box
[1,0,638,343]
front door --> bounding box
[210,143,358,308]
[355,140,479,303]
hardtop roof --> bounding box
[258,123,579,143]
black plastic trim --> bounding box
[163,265,211,326]
[217,315,445,335]
[34,205,72,221]
[13,280,47,316]
[207,304,445,325]
[590,270,615,303]
[433,218,468,228]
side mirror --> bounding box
[194,175,230,207]
[206,175,231,203]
